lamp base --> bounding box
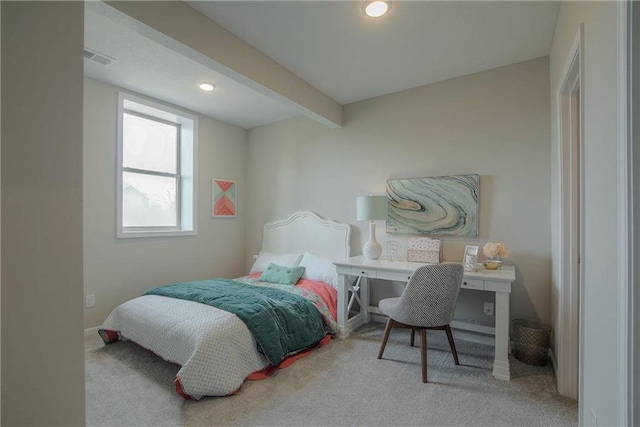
[363,221,382,260]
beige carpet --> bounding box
[85,323,577,426]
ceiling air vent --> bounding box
[83,48,115,66]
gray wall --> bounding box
[83,78,249,328]
[549,1,625,424]
[246,57,551,328]
[1,2,85,425]
[1,1,3,420]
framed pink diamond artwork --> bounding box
[212,178,237,218]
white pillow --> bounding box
[250,251,303,274]
[299,252,338,289]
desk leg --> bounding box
[361,276,370,323]
[337,273,349,333]
[336,273,368,338]
[493,291,511,380]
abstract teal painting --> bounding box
[386,174,479,236]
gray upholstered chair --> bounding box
[377,263,464,383]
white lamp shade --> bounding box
[356,195,388,221]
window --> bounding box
[117,93,197,238]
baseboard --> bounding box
[84,326,100,337]
[452,329,495,347]
[370,313,388,325]
[370,313,495,347]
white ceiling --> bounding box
[84,2,301,129]
[84,1,560,129]
[189,1,560,105]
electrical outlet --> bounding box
[85,294,95,309]
[483,302,494,316]
[591,408,597,427]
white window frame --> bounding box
[116,92,198,238]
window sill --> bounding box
[117,229,196,239]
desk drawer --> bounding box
[377,270,413,282]
[351,267,377,278]
[461,278,484,290]
[335,265,353,275]
[484,280,511,293]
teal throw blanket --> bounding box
[143,279,326,365]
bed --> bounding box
[99,211,351,400]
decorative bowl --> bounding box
[483,259,502,270]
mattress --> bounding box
[100,276,338,399]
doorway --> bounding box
[557,24,584,400]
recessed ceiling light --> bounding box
[198,82,215,92]
[364,1,390,18]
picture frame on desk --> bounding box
[463,245,479,271]
[462,245,479,261]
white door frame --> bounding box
[632,3,639,421]
[619,1,636,425]
[556,24,584,401]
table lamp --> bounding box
[356,195,388,260]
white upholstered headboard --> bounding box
[262,211,351,260]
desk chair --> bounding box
[377,263,464,383]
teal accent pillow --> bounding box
[259,263,305,286]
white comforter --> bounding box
[101,295,268,399]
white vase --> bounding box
[362,221,382,260]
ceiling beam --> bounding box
[104,1,342,128]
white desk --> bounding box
[334,256,516,381]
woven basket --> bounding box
[512,318,551,366]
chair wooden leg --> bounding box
[445,325,460,365]
[378,318,395,359]
[410,328,415,347]
[420,329,427,383]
